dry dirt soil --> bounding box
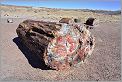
[0,18,121,81]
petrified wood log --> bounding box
[59,18,74,24]
[84,17,95,26]
[16,19,95,70]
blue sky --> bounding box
[1,0,121,10]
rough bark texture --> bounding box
[16,20,61,59]
[59,18,74,24]
[16,19,95,70]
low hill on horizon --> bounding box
[1,4,121,15]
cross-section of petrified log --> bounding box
[16,19,95,70]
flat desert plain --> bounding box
[0,5,121,81]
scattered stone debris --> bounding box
[16,18,95,70]
[34,10,38,13]
[74,18,81,23]
[4,14,9,16]
[15,16,19,18]
[7,18,13,23]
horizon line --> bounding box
[1,4,121,11]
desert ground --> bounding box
[0,5,121,81]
